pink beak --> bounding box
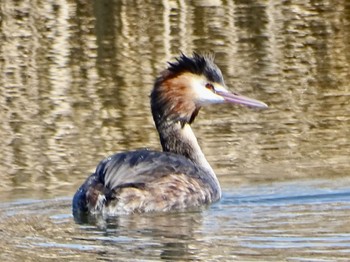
[216,90,268,109]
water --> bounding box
[1,0,350,261]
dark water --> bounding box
[1,1,350,261]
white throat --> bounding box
[180,123,221,196]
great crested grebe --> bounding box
[73,53,267,218]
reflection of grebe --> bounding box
[73,53,267,217]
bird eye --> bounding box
[205,83,215,93]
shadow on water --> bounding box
[228,185,350,206]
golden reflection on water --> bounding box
[0,0,349,196]
[1,0,350,261]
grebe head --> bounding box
[151,52,267,126]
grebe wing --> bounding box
[98,149,201,189]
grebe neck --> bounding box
[157,121,211,168]
[154,118,221,195]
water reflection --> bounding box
[1,0,350,261]
[2,181,350,261]
[1,0,349,197]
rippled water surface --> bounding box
[1,1,350,261]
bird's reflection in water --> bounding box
[76,207,207,260]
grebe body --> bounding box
[73,53,267,217]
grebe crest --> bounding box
[151,53,226,127]
[73,52,267,220]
